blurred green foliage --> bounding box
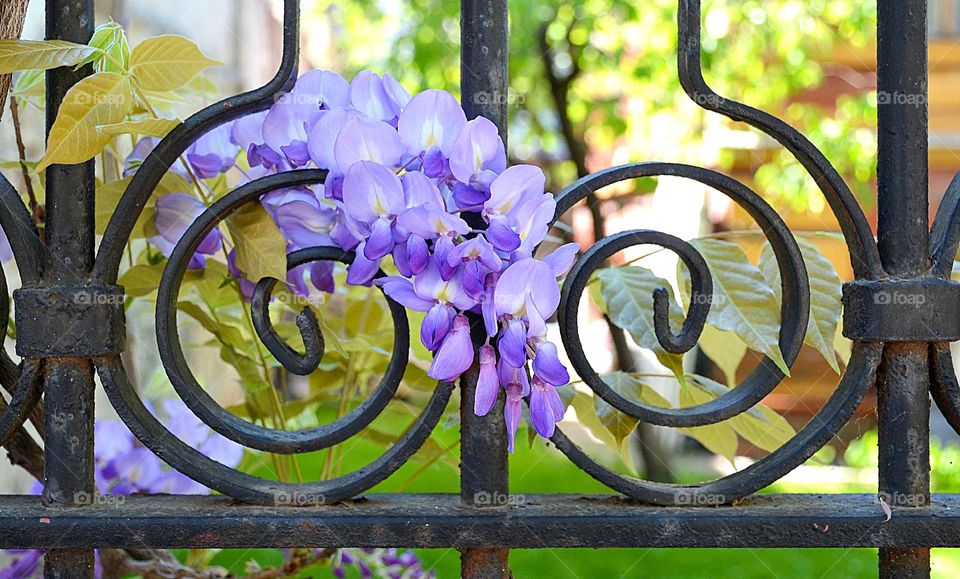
[311,0,878,212]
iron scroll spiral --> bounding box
[0,174,44,449]
[92,0,453,505]
[540,0,885,505]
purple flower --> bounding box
[397,89,467,159]
[149,193,222,269]
[428,314,474,381]
[232,111,287,171]
[529,375,565,438]
[263,70,350,167]
[341,161,405,260]
[350,70,409,123]
[307,108,361,173]
[494,257,561,338]
[449,117,505,208]
[474,344,499,416]
[482,165,551,253]
[186,121,240,178]
[334,115,405,171]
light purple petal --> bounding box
[397,89,467,156]
[378,277,435,311]
[532,340,569,386]
[504,383,523,453]
[494,258,560,319]
[350,70,404,122]
[342,160,405,223]
[231,111,268,149]
[485,216,521,252]
[427,314,474,381]
[334,115,405,171]
[421,302,453,351]
[474,344,500,416]
[401,170,445,209]
[449,116,506,183]
[448,236,502,271]
[150,193,220,263]
[364,217,396,260]
[382,72,412,109]
[396,206,469,239]
[406,234,429,275]
[307,108,361,172]
[485,164,547,216]
[499,318,527,368]
[293,69,350,109]
[345,242,380,286]
[541,242,580,277]
[481,273,499,337]
[462,259,487,301]
[529,379,558,438]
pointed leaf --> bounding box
[0,40,99,74]
[683,238,789,374]
[597,266,688,382]
[758,237,842,373]
[697,325,747,386]
[594,371,672,447]
[38,72,132,170]
[688,374,796,454]
[130,35,221,92]
[226,202,289,283]
[677,385,738,466]
[98,117,181,138]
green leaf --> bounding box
[595,371,672,448]
[38,72,133,170]
[118,263,164,298]
[0,39,99,74]
[688,374,796,454]
[697,325,747,386]
[11,69,45,99]
[596,265,687,381]
[758,237,843,372]
[677,385,738,466]
[684,238,789,374]
[226,202,289,283]
[130,35,221,92]
[97,117,181,138]
[89,22,130,74]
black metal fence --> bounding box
[0,0,956,577]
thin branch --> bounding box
[9,98,41,224]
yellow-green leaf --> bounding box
[684,238,789,374]
[688,374,795,454]
[118,263,164,298]
[697,325,747,386]
[0,39,99,74]
[226,202,288,283]
[594,371,672,448]
[38,72,132,170]
[758,237,843,373]
[98,117,181,138]
[130,35,221,92]
[677,385,738,466]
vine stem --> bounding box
[8,97,40,224]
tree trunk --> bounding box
[1,0,31,114]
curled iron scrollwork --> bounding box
[540,0,886,505]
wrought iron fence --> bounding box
[0,0,956,577]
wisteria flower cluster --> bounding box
[135,69,579,450]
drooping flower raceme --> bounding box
[134,69,580,449]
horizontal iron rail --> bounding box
[0,494,956,549]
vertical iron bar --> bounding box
[459,0,510,577]
[42,0,97,577]
[877,1,931,578]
